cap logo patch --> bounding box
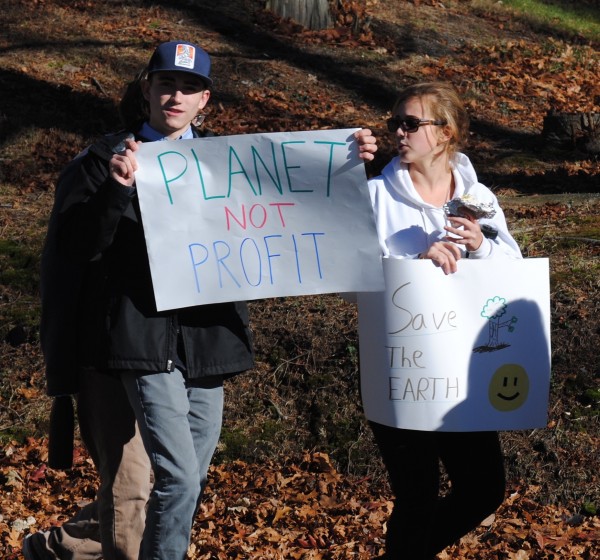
[174,44,195,70]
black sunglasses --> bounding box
[386,115,447,133]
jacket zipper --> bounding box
[165,315,178,372]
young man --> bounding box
[25,40,377,560]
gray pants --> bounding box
[34,369,152,560]
[121,369,224,560]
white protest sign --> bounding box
[358,257,551,431]
[135,129,384,310]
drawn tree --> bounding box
[480,296,518,349]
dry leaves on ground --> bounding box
[1,442,598,559]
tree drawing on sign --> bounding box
[473,295,518,353]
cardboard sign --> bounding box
[358,257,551,431]
[135,129,384,310]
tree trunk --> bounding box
[266,0,333,30]
[489,321,499,348]
[542,110,600,154]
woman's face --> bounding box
[142,71,210,139]
[392,96,448,164]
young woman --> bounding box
[366,82,522,560]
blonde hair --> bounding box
[391,82,469,158]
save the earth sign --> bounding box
[135,129,384,310]
[358,258,551,431]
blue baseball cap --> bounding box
[147,41,212,86]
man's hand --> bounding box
[355,128,377,161]
[109,138,141,187]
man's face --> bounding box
[143,71,210,139]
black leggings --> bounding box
[370,422,506,560]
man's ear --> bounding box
[198,89,211,111]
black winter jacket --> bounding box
[41,129,254,396]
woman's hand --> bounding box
[109,138,141,187]
[355,128,377,161]
[419,241,463,275]
[445,216,484,253]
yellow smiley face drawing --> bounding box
[489,364,529,411]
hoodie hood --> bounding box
[377,153,481,252]
[368,152,522,259]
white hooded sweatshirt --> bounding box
[368,153,522,260]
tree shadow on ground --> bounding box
[0,69,119,143]
[0,0,597,195]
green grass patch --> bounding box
[564,214,600,240]
[473,0,600,44]
[0,239,41,293]
[0,428,33,445]
[0,238,42,336]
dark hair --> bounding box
[392,82,470,157]
[118,68,150,132]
